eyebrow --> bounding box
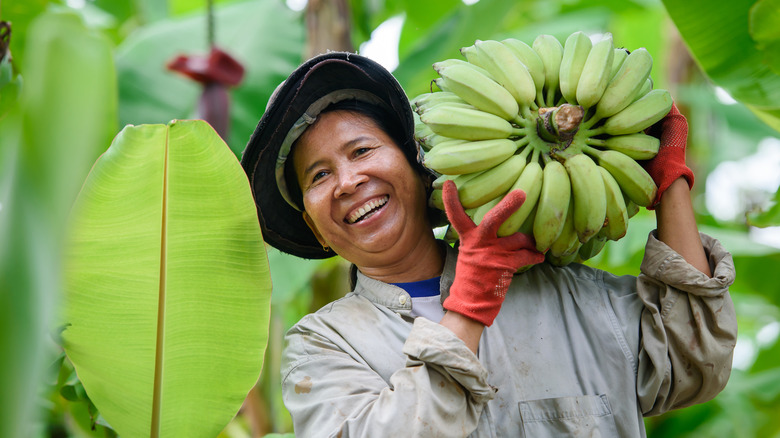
[302,135,377,177]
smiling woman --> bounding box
[240,52,738,437]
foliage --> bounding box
[62,120,272,437]
[2,0,779,437]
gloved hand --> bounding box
[642,103,694,209]
[441,180,545,327]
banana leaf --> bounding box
[662,0,780,133]
[0,10,117,438]
[62,120,271,438]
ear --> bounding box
[302,211,327,248]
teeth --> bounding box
[347,196,389,224]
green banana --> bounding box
[546,246,581,267]
[599,88,672,135]
[532,34,564,106]
[625,197,640,218]
[497,150,544,236]
[420,105,523,140]
[548,202,580,258]
[460,44,488,69]
[470,195,503,225]
[474,39,537,109]
[585,133,660,160]
[429,188,444,210]
[594,47,653,120]
[431,170,483,190]
[501,38,546,104]
[559,31,593,105]
[633,77,653,102]
[458,147,531,208]
[576,34,614,109]
[578,234,607,261]
[413,92,471,114]
[582,145,658,207]
[597,166,629,240]
[436,63,519,120]
[424,138,519,174]
[533,158,571,252]
[433,58,495,81]
[610,48,629,80]
[563,153,606,243]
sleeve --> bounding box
[281,317,496,438]
[633,231,737,416]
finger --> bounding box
[442,180,476,234]
[495,230,538,252]
[480,189,527,232]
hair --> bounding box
[283,99,429,211]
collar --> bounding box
[351,242,457,317]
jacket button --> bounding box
[399,295,407,305]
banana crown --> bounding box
[413,31,672,266]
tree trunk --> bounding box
[305,0,353,58]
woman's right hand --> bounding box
[441,180,545,327]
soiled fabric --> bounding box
[280,232,737,437]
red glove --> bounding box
[441,180,545,327]
[642,103,694,209]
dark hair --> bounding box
[282,98,424,211]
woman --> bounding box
[241,52,737,437]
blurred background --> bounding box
[2,0,779,436]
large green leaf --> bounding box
[62,120,271,438]
[0,10,117,438]
[662,0,780,132]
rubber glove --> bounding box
[642,103,694,209]
[441,180,545,327]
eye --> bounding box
[311,169,328,184]
[353,145,374,158]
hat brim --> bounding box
[241,52,417,259]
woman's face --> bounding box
[292,110,432,268]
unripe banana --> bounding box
[433,58,495,81]
[497,152,543,236]
[458,150,530,208]
[424,138,519,174]
[578,234,607,261]
[633,77,653,102]
[546,246,581,267]
[413,92,470,114]
[548,202,579,258]
[564,153,606,243]
[585,133,660,160]
[429,188,444,210]
[460,44,488,69]
[575,34,614,109]
[412,92,468,112]
[610,48,629,80]
[559,31,593,105]
[431,170,483,190]
[533,159,571,252]
[427,137,470,150]
[420,106,523,140]
[416,101,477,117]
[532,34,564,106]
[594,47,653,120]
[436,64,519,120]
[625,197,640,218]
[501,38,546,103]
[597,166,629,240]
[600,88,672,135]
[470,195,502,225]
[474,39,537,108]
[582,145,657,207]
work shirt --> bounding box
[281,232,737,437]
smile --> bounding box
[346,196,389,224]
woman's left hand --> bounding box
[642,103,694,209]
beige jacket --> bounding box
[281,232,737,437]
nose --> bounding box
[333,166,368,198]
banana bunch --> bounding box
[414,31,674,266]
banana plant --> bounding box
[62,119,272,438]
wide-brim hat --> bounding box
[241,52,423,259]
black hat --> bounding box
[241,52,424,259]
